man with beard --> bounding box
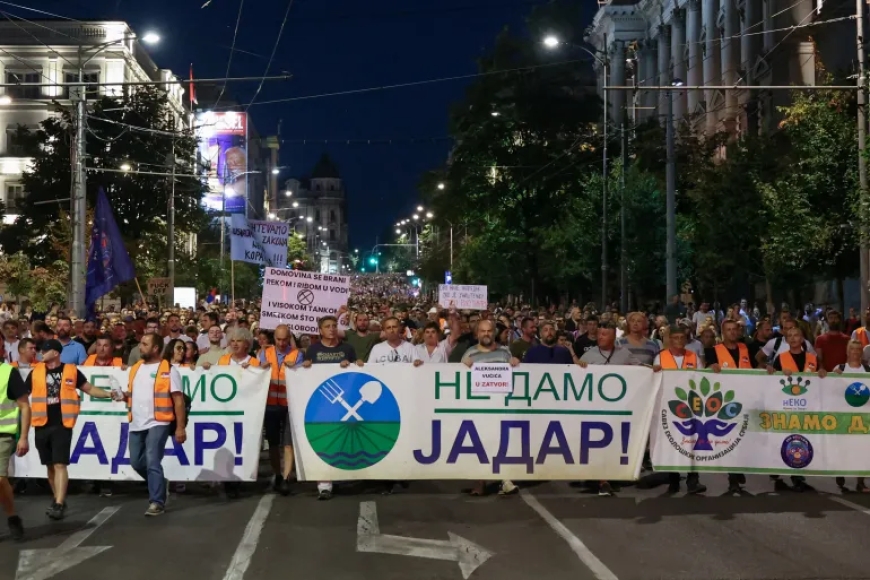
[55,317,86,364]
[163,314,191,346]
[73,320,98,354]
[367,317,422,364]
[523,321,573,364]
[344,312,381,361]
[815,310,849,372]
[462,320,520,496]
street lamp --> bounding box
[413,214,419,220]
[141,32,160,45]
[437,182,445,190]
[426,212,433,219]
[271,168,280,175]
[395,228,401,235]
[292,201,299,208]
[543,33,610,309]
[417,206,424,212]
[306,216,313,223]
[268,212,276,219]
[285,190,292,197]
[120,162,131,172]
[0,95,11,106]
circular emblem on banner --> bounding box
[298,289,315,305]
[845,382,870,408]
[304,372,401,470]
[781,434,814,469]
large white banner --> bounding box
[230,214,289,267]
[259,268,350,334]
[288,364,661,481]
[11,367,269,481]
[651,369,870,475]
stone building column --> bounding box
[702,0,721,134]
[609,40,627,125]
[657,26,672,121]
[686,0,703,116]
[720,0,740,133]
[641,41,658,119]
[671,10,687,118]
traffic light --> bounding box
[369,257,378,266]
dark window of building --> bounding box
[63,71,99,99]
[330,229,336,241]
[315,209,321,222]
[330,210,336,222]
[5,71,41,100]
[5,130,25,156]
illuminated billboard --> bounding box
[197,111,248,214]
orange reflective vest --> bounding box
[218,353,261,366]
[856,328,869,347]
[714,343,752,369]
[31,363,80,429]
[127,359,175,423]
[779,351,818,372]
[264,346,302,407]
[83,355,123,367]
[659,349,698,369]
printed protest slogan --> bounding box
[11,367,269,481]
[651,370,870,475]
[438,284,487,310]
[288,364,661,481]
[259,267,350,334]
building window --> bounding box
[315,184,321,191]
[330,210,336,222]
[330,229,336,241]
[63,71,100,99]
[5,71,41,100]
[315,209,321,222]
[5,183,25,210]
[5,130,25,156]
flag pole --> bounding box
[231,259,235,305]
[134,277,145,301]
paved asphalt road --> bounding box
[2,472,870,580]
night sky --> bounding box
[28,0,573,250]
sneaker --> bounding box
[144,503,165,517]
[667,481,680,494]
[380,482,394,495]
[727,483,743,495]
[47,502,66,521]
[7,516,24,541]
[279,478,291,497]
[773,478,790,492]
[499,480,519,496]
[175,483,187,494]
[686,481,707,495]
[317,489,332,501]
[836,476,847,489]
[598,482,614,497]
[792,480,813,493]
[12,479,26,494]
[100,485,113,498]
[272,474,283,493]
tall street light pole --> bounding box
[69,31,160,316]
[665,80,683,302]
[858,0,869,319]
[544,35,609,308]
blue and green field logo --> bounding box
[304,373,401,470]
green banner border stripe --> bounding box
[434,408,632,416]
[661,368,870,379]
[655,465,870,476]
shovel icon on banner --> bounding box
[341,381,383,422]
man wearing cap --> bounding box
[24,339,118,520]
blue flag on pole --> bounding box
[85,188,136,313]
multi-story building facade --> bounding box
[587,0,854,137]
[0,20,185,222]
[276,154,349,274]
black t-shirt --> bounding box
[1,370,28,438]
[25,366,88,428]
[306,341,357,365]
[74,336,96,353]
[573,334,598,356]
[747,340,765,369]
[773,352,807,372]
[704,346,742,369]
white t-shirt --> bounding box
[653,353,685,368]
[4,340,19,363]
[762,337,816,359]
[415,339,454,364]
[197,332,228,353]
[15,362,33,380]
[367,341,420,363]
[839,363,870,373]
[228,355,253,366]
[130,362,182,432]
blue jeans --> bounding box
[129,425,172,506]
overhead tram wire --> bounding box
[214,0,246,111]
[246,0,295,110]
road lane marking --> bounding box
[222,494,275,580]
[17,506,119,580]
[520,490,619,580]
[828,495,870,516]
[357,501,493,579]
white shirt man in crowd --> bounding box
[163,314,191,345]
[197,326,227,367]
[368,317,422,364]
[415,311,461,363]
[122,332,187,516]
[3,320,19,363]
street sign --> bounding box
[445,271,452,285]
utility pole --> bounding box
[620,120,628,314]
[858,0,869,319]
[665,86,677,301]
[601,34,609,311]
[167,122,176,308]
[219,164,227,304]
[69,50,87,317]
